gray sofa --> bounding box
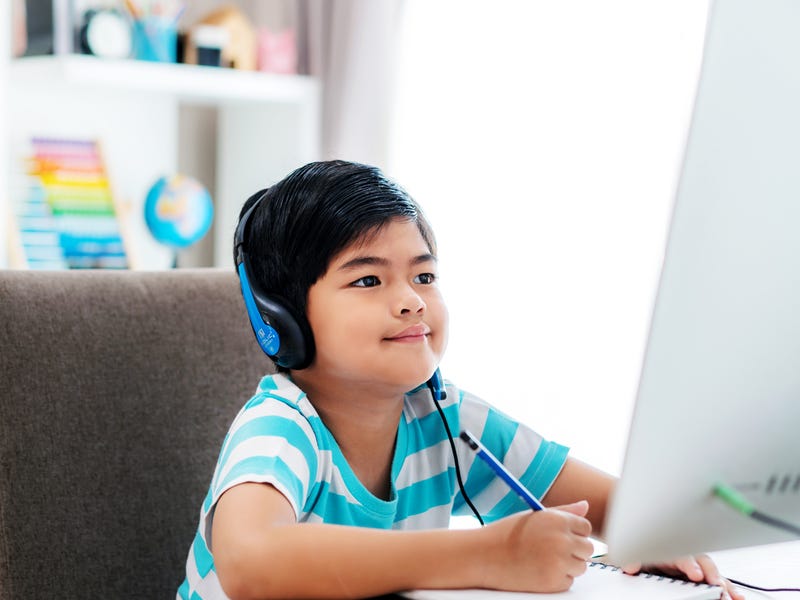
[0,269,273,598]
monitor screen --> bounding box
[605,0,800,564]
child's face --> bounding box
[303,217,448,392]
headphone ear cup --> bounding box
[250,283,315,370]
[237,258,315,369]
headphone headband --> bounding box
[234,191,265,266]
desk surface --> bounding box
[375,540,799,599]
[708,540,800,599]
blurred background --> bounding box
[1,0,710,475]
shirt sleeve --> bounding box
[208,392,319,521]
[453,387,569,521]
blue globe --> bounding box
[144,175,213,249]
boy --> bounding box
[179,161,740,599]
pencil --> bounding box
[123,0,143,20]
[460,429,546,511]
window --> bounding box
[391,1,709,474]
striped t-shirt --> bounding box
[178,373,569,599]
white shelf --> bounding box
[10,55,318,105]
[5,53,321,269]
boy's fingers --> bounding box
[568,515,592,537]
[573,537,595,562]
[694,554,720,583]
[694,555,745,600]
[622,562,642,575]
[567,556,589,577]
[675,555,704,581]
[621,554,743,600]
[548,501,591,537]
[553,500,589,517]
[727,580,746,600]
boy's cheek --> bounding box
[432,300,449,346]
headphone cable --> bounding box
[431,395,485,526]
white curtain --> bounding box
[298,0,405,169]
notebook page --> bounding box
[401,562,722,599]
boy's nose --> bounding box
[398,288,426,316]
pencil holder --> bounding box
[133,17,177,62]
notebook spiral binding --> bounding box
[588,562,718,589]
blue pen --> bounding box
[460,429,546,511]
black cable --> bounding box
[431,395,485,526]
[726,578,800,593]
[751,510,800,537]
[712,483,800,592]
[714,483,800,537]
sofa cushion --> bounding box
[0,269,273,599]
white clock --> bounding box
[83,10,133,59]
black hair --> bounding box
[234,160,436,362]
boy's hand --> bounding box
[622,556,745,600]
[480,500,594,593]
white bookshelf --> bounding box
[3,54,320,269]
[9,55,318,105]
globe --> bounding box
[144,175,213,249]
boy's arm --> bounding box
[541,456,616,537]
[211,482,594,599]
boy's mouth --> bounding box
[385,324,431,342]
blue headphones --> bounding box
[234,192,315,369]
[233,190,447,399]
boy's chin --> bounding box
[396,366,441,393]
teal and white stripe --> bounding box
[179,373,569,599]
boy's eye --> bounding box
[352,275,381,287]
[414,273,436,285]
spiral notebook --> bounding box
[400,561,722,599]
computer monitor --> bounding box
[605,0,800,564]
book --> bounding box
[400,561,722,599]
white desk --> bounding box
[708,540,800,599]
[396,541,799,599]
